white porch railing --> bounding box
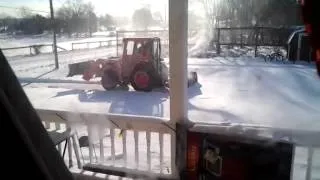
[37,109,177,179]
[38,109,320,180]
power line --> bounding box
[0,5,50,14]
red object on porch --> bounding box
[186,132,201,180]
[299,0,320,76]
[220,159,248,180]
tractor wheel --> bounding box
[130,64,154,92]
[101,69,118,90]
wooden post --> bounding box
[116,31,119,56]
[217,28,221,54]
[309,47,312,63]
[254,27,259,57]
[169,0,188,124]
[49,0,59,69]
[240,30,243,48]
[169,0,188,178]
[297,33,302,61]
[287,43,291,60]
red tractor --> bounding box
[67,37,198,91]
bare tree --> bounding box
[114,16,129,29]
[200,0,219,28]
[195,0,220,45]
[152,11,163,26]
[56,0,97,37]
[132,8,153,30]
[99,14,114,29]
[19,6,33,18]
[188,11,202,30]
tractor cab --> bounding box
[121,38,162,72]
[121,37,166,90]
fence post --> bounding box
[29,46,32,55]
[254,27,259,57]
[49,0,59,69]
[309,47,312,63]
[116,31,119,56]
[240,30,243,48]
[216,28,221,55]
[297,33,302,61]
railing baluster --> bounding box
[44,121,50,129]
[67,138,73,167]
[134,131,139,168]
[110,128,115,162]
[171,133,176,176]
[122,130,127,165]
[159,133,164,174]
[99,131,104,163]
[55,122,62,154]
[146,131,151,171]
[87,125,94,164]
[305,147,314,180]
[71,133,82,169]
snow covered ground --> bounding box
[4,48,320,179]
[10,53,320,131]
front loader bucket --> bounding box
[67,61,93,77]
[187,71,198,87]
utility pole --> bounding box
[49,0,59,69]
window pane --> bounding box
[126,40,134,55]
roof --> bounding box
[123,37,160,41]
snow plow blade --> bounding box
[187,71,198,87]
[67,61,93,77]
